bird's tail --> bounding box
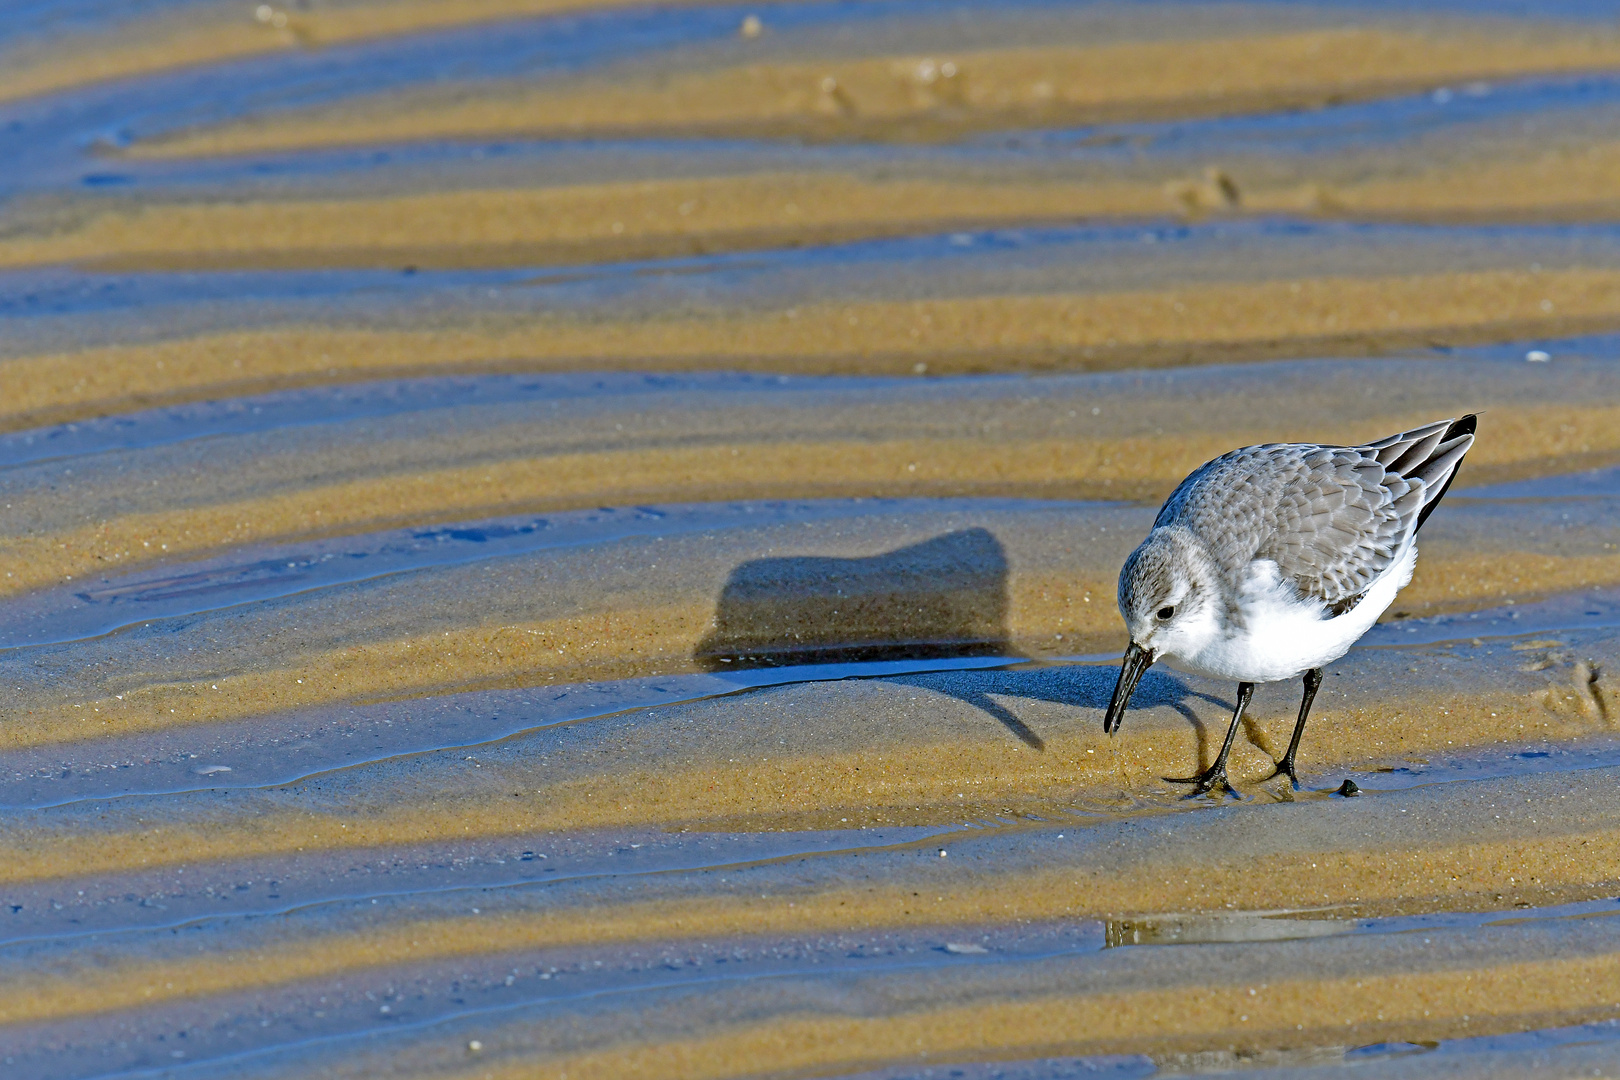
[1362,414,1477,532]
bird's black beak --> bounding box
[1103,641,1154,734]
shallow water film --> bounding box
[6,1,1620,1077]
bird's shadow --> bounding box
[695,527,1013,668]
[884,664,1229,752]
[693,525,1233,754]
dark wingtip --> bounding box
[1446,414,1477,440]
[1413,414,1477,534]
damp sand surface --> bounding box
[0,482,1617,749]
[6,263,1620,400]
[126,21,1620,154]
[18,36,1620,279]
[5,757,1620,1076]
[2,357,1619,604]
[6,1,1620,1077]
[0,0,762,105]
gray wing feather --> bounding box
[1155,417,1475,605]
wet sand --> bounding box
[4,268,1620,428]
[0,480,1617,748]
[4,362,1620,590]
[6,2,1620,1078]
[4,618,1618,875]
[3,360,1619,759]
[21,167,1620,274]
[4,764,1620,1063]
[0,0,750,105]
[130,25,1620,154]
[11,15,1620,284]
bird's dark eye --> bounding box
[1156,605,1175,620]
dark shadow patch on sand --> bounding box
[696,527,1014,670]
[696,528,1234,750]
[889,663,1208,752]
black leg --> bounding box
[1265,667,1323,789]
[1167,681,1254,798]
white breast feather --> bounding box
[1169,543,1417,683]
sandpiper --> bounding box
[1103,415,1476,795]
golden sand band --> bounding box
[0,0,759,105]
[430,955,1620,1080]
[14,0,1620,125]
[130,28,1620,155]
[0,174,1181,269]
[4,402,1619,598]
[3,629,1612,880]
[5,1,1618,1071]
[21,165,1620,275]
[2,543,1616,753]
[4,269,1620,427]
[0,822,1615,1029]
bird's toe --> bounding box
[1164,768,1239,799]
[1259,760,1301,790]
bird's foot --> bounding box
[1164,764,1239,799]
[1258,756,1301,791]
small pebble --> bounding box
[1526,350,1551,362]
[468,1040,483,1053]
[740,14,763,38]
[1337,778,1361,797]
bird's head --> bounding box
[1104,526,1221,733]
[1118,525,1222,660]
